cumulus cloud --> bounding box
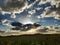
[0,0,60,36]
[0,22,60,36]
[38,0,49,5]
[0,0,60,19]
[26,0,39,9]
[10,13,16,18]
[38,0,60,20]
[37,15,42,19]
[28,10,36,15]
[40,7,60,20]
[35,7,41,11]
[26,25,60,34]
[38,0,60,6]
[0,0,39,19]
[46,26,60,32]
[0,25,60,36]
[1,19,10,25]
[1,19,14,28]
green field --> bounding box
[0,34,60,45]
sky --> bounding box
[0,0,60,30]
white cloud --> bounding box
[1,19,9,24]
[37,15,41,19]
[11,13,16,18]
[0,0,60,19]
[35,7,41,11]
[26,0,39,9]
[40,2,60,20]
[28,10,36,15]
[1,19,13,27]
[44,10,60,20]
[1,19,10,26]
[0,0,39,19]
[28,0,60,20]
[27,15,32,17]
[38,0,60,7]
[0,0,28,18]
[38,0,49,5]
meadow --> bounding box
[0,34,60,45]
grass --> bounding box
[0,34,60,45]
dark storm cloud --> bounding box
[10,22,41,31]
[11,22,23,27]
[0,0,25,11]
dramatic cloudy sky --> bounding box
[0,0,60,31]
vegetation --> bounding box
[0,34,60,45]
